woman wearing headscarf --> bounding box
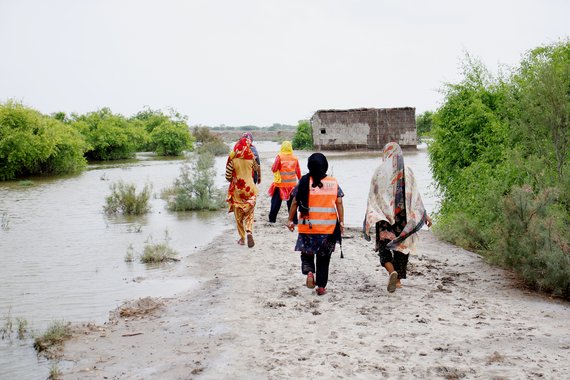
[363,142,432,292]
[241,132,261,184]
[287,153,344,296]
[268,141,301,224]
[225,135,260,248]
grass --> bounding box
[18,180,34,187]
[103,181,152,215]
[1,310,13,340]
[140,231,179,263]
[17,317,27,339]
[1,212,9,230]
[48,362,61,380]
[33,320,72,353]
[140,242,178,263]
[125,244,135,262]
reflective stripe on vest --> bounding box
[298,177,338,235]
[276,154,298,187]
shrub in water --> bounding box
[33,320,71,353]
[104,181,152,215]
[162,152,225,211]
[140,232,179,263]
[193,126,229,156]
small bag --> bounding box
[273,171,281,184]
[225,160,234,182]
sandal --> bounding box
[306,272,315,289]
[387,271,398,293]
[237,239,245,246]
[246,233,255,248]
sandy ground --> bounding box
[60,152,570,379]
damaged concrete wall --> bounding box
[310,107,417,150]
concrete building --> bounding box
[310,107,417,150]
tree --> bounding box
[416,111,434,136]
[429,54,509,196]
[0,101,87,180]
[150,121,194,156]
[292,120,313,150]
[71,108,147,160]
[510,40,570,182]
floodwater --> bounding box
[0,141,437,379]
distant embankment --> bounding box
[214,129,295,143]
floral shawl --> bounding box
[363,142,427,255]
[226,137,257,212]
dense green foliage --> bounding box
[70,108,147,160]
[162,152,225,211]
[416,110,434,136]
[103,181,152,215]
[292,120,313,150]
[0,101,88,180]
[130,107,194,156]
[150,121,194,156]
[429,41,570,298]
[0,104,199,180]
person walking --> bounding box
[225,135,259,248]
[241,132,261,184]
[287,153,344,296]
[268,141,301,224]
[363,142,432,292]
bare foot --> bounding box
[237,239,245,245]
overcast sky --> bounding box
[1,0,569,126]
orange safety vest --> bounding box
[275,154,298,188]
[298,177,338,235]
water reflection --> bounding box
[0,155,228,379]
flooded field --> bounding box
[0,142,436,379]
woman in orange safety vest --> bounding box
[268,141,301,224]
[287,153,344,296]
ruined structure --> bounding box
[310,107,417,150]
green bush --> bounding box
[429,41,570,298]
[196,140,230,156]
[416,110,434,137]
[0,101,88,180]
[490,186,570,297]
[193,126,229,156]
[129,107,194,156]
[150,121,194,156]
[140,231,179,263]
[104,181,152,215]
[292,120,313,150]
[33,320,71,353]
[71,108,148,160]
[162,152,225,211]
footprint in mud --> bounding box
[357,283,377,293]
[436,284,453,293]
[281,287,299,298]
[433,365,469,379]
[264,301,286,309]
